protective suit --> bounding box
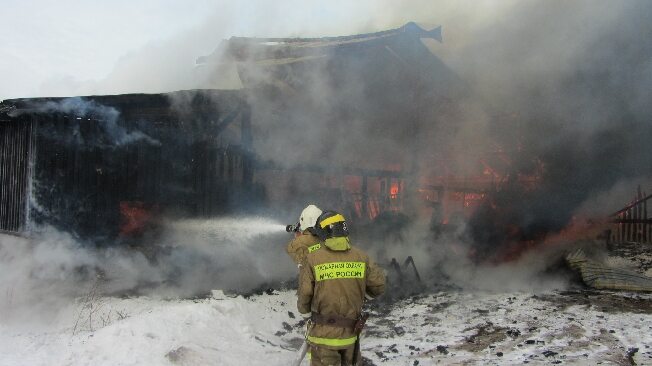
[297,211,385,366]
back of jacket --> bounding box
[297,243,385,349]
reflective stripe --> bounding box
[308,243,321,253]
[319,214,346,228]
[314,262,365,282]
[308,335,358,347]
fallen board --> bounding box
[566,249,652,292]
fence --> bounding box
[610,186,651,244]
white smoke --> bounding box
[14,97,161,147]
[0,217,292,327]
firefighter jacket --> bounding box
[286,231,322,265]
[297,237,386,349]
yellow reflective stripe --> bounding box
[314,262,365,281]
[308,335,357,347]
[307,351,311,360]
[319,214,345,228]
[308,243,321,253]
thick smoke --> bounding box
[428,1,652,281]
[3,1,652,310]
[451,1,652,255]
[266,2,651,289]
[229,1,652,275]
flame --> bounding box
[119,201,158,237]
[390,183,399,198]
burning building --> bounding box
[197,21,481,223]
[0,90,260,242]
[1,19,650,264]
[1,22,482,243]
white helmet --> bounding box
[299,204,322,231]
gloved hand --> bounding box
[297,311,311,327]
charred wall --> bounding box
[0,90,263,243]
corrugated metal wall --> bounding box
[0,119,33,233]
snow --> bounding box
[0,290,299,366]
[2,289,651,365]
[363,291,652,364]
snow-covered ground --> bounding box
[2,228,652,365]
[2,288,651,365]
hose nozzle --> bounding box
[286,223,300,233]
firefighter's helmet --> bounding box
[314,210,349,241]
[299,204,322,231]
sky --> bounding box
[0,0,216,99]
[0,0,518,100]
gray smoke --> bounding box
[247,1,652,289]
[452,1,652,254]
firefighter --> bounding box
[286,204,323,266]
[297,211,386,366]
